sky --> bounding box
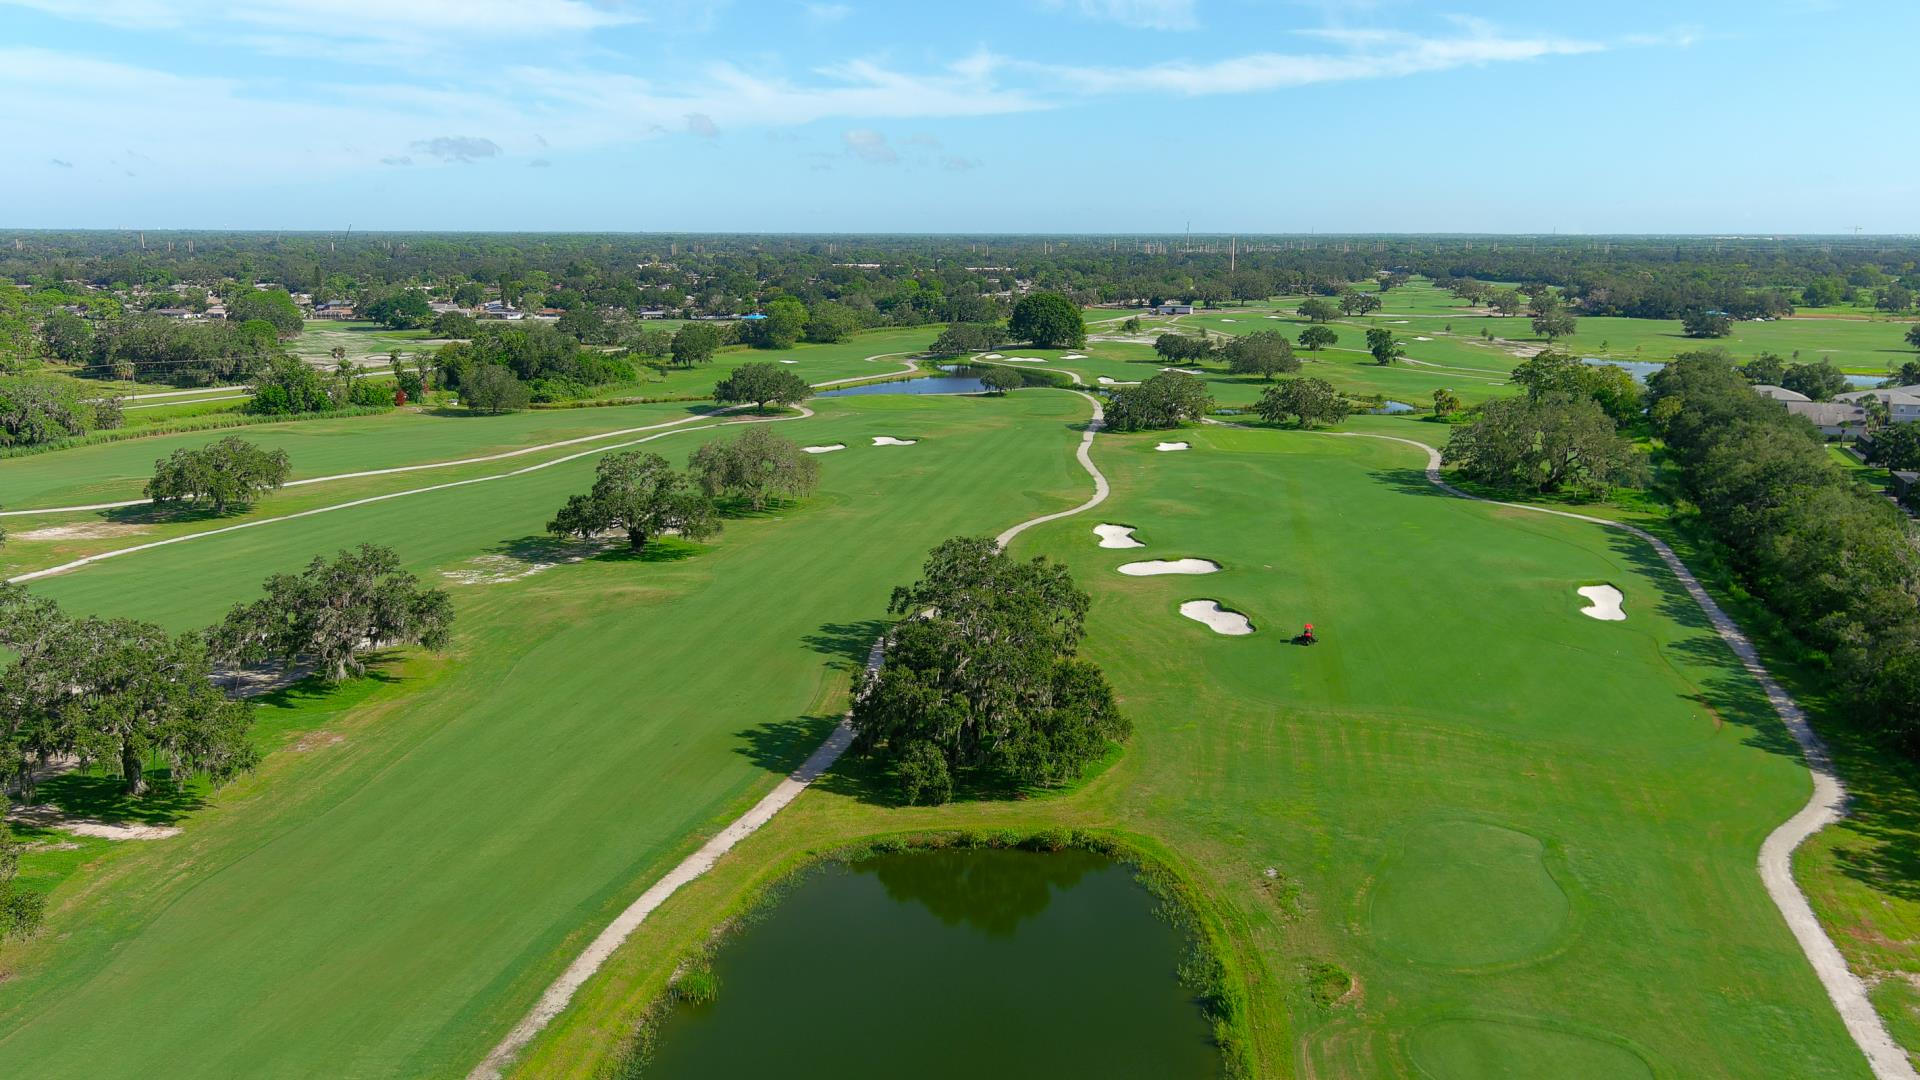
[2,0,1916,234]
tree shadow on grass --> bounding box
[594,538,706,564]
[1822,725,1920,903]
[33,768,203,826]
[103,501,232,525]
[801,619,889,674]
[485,534,614,565]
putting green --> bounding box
[1368,821,1570,969]
[1408,1017,1653,1080]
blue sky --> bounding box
[2,0,1915,233]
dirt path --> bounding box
[2,355,919,521]
[469,385,1108,1078]
[1265,423,1916,1080]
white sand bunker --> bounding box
[1094,524,1145,549]
[1160,367,1203,375]
[1155,441,1191,452]
[1577,584,1626,621]
[1220,318,1236,323]
[1119,558,1219,576]
[1265,315,1283,319]
[982,352,1004,359]
[1414,336,1433,341]
[1001,356,1048,363]
[779,359,799,364]
[1097,376,1139,386]
[871,436,917,446]
[16,522,149,541]
[802,443,846,454]
[1179,600,1253,636]
[1062,353,1088,360]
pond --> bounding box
[1583,357,1882,388]
[814,365,989,398]
[643,847,1222,1079]
[1371,400,1416,414]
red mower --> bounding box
[1294,622,1318,646]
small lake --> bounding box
[643,847,1221,1079]
[1371,400,1416,414]
[1583,357,1881,387]
[814,365,989,398]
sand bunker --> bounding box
[982,353,1004,359]
[1062,353,1088,360]
[1119,558,1219,576]
[1577,584,1625,621]
[15,522,149,541]
[1155,441,1191,452]
[1414,336,1433,341]
[802,443,846,454]
[779,359,799,364]
[1160,367,1203,375]
[1220,318,1236,323]
[1179,600,1253,635]
[1094,524,1145,549]
[1265,315,1283,319]
[1097,376,1139,386]
[1000,356,1048,363]
[871,436,917,446]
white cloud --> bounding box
[842,128,896,164]
[1044,24,1604,95]
[410,136,503,163]
[1042,0,1197,31]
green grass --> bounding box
[515,418,1871,1079]
[286,320,451,366]
[0,330,932,513]
[0,390,1094,1078]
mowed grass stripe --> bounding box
[0,391,1087,1078]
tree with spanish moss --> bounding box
[208,544,454,684]
[548,451,719,554]
[849,537,1128,804]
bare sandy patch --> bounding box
[1094,524,1145,549]
[1160,367,1203,375]
[871,436,917,446]
[779,359,799,364]
[1062,353,1088,359]
[802,443,846,454]
[16,522,150,541]
[1119,558,1219,576]
[7,803,180,841]
[1577,584,1626,621]
[1179,600,1253,635]
[1155,441,1191,452]
[1097,376,1139,386]
[441,542,613,586]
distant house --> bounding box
[1784,400,1868,439]
[428,301,465,315]
[312,301,356,319]
[152,307,193,319]
[1149,303,1195,315]
[204,303,228,319]
[1752,384,1810,403]
[1837,387,1920,425]
[637,309,669,319]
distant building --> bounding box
[1784,400,1868,439]
[1149,303,1194,315]
[637,309,669,319]
[311,300,356,319]
[1837,387,1920,424]
[1752,384,1810,402]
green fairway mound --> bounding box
[1368,821,1570,969]
[1408,1017,1653,1080]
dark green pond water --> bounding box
[644,848,1222,1079]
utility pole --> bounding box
[1230,236,1236,274]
